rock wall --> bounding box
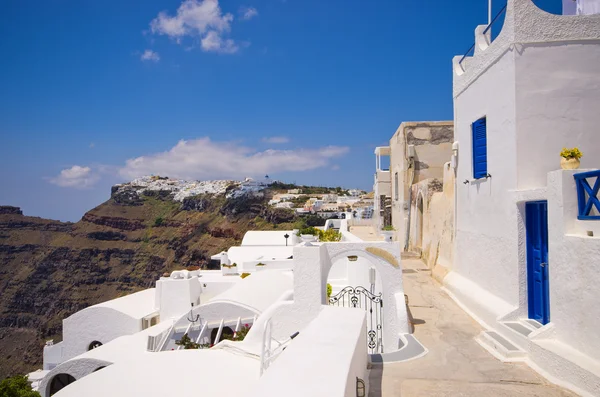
[0,181,300,380]
[407,162,454,277]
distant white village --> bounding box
[268,188,373,218]
[26,1,600,396]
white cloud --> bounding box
[240,6,258,20]
[141,49,160,62]
[262,136,290,144]
[201,31,238,53]
[118,138,349,181]
[150,0,240,54]
[332,164,340,171]
[48,166,99,189]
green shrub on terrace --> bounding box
[0,375,40,397]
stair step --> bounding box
[503,321,534,337]
[476,331,527,361]
[524,319,543,329]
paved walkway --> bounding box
[369,259,577,397]
[349,225,383,241]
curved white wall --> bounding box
[62,308,143,363]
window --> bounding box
[394,172,399,200]
[472,117,487,179]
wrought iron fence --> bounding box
[329,286,383,354]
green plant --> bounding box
[560,147,582,159]
[240,273,251,279]
[318,228,342,242]
[0,375,41,397]
[222,263,237,268]
[297,226,319,236]
[327,283,332,298]
[382,225,395,231]
[153,217,164,227]
[234,324,251,341]
[175,333,201,349]
[256,262,266,267]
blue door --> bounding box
[526,201,550,324]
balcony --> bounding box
[376,170,390,183]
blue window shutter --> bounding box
[472,117,487,179]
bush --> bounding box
[318,229,342,242]
[234,324,251,341]
[0,375,41,397]
[297,226,319,236]
[382,225,395,231]
[327,283,332,298]
[305,214,326,227]
[153,217,164,227]
[175,333,200,349]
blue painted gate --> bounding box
[526,201,550,324]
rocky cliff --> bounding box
[0,177,298,379]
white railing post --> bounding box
[214,319,225,344]
[195,321,208,344]
[260,318,273,376]
[233,317,242,339]
[157,322,175,352]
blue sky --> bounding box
[0,0,562,221]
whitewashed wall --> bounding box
[547,170,600,359]
[515,43,600,189]
[453,47,520,310]
[61,307,143,363]
[155,276,202,321]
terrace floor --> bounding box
[369,259,577,397]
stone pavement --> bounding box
[369,259,577,397]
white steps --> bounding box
[475,330,527,361]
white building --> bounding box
[444,1,600,395]
[32,227,413,397]
[275,201,294,209]
[373,146,391,230]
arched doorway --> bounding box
[49,373,76,396]
[416,193,424,252]
[88,341,102,351]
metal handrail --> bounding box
[459,3,507,65]
[483,4,507,35]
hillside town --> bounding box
[1,0,600,397]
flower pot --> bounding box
[561,157,580,170]
[300,234,317,243]
[381,231,394,243]
[221,265,238,275]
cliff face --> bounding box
[0,178,296,379]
